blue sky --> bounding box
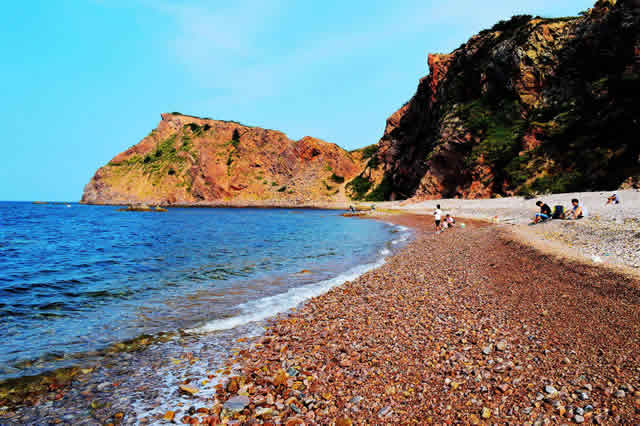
[1,0,594,201]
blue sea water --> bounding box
[0,202,405,380]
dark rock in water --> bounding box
[223,395,250,412]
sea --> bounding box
[0,202,410,392]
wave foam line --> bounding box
[187,258,386,334]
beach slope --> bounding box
[191,215,640,424]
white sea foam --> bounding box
[188,226,411,334]
[187,258,385,333]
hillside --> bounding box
[82,113,365,205]
[84,0,640,205]
[349,0,640,201]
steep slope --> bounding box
[82,113,364,205]
[353,0,640,201]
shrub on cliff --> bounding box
[365,175,393,201]
[346,175,373,200]
[232,129,241,148]
[360,145,378,159]
[330,173,345,183]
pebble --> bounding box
[349,396,363,405]
[377,406,392,417]
[496,340,507,351]
[482,346,492,355]
[481,407,491,419]
[96,382,110,391]
[615,389,626,398]
[574,414,585,423]
[223,395,250,412]
[545,385,558,395]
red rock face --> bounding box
[370,0,640,200]
[82,114,365,205]
[427,54,453,106]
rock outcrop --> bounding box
[354,0,640,200]
[85,1,640,204]
[82,114,364,205]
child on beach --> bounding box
[445,214,455,228]
[566,198,587,220]
[434,204,442,232]
[533,201,552,224]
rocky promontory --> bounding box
[82,113,366,206]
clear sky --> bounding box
[1,0,594,201]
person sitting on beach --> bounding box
[445,214,456,228]
[566,198,587,220]
[533,201,552,224]
[349,205,356,213]
[606,193,620,205]
[434,204,443,232]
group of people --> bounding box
[434,204,455,233]
[533,192,622,224]
[532,198,587,224]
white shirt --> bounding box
[434,209,442,220]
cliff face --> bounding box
[82,114,364,205]
[357,0,640,200]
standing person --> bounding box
[533,201,552,224]
[434,204,443,232]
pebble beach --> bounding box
[2,198,639,424]
[177,214,640,424]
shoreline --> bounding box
[4,210,640,423]
[0,214,408,424]
[78,200,361,210]
[190,212,640,424]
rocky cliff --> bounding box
[82,113,365,205]
[352,0,640,200]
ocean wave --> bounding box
[187,257,386,334]
[187,226,412,334]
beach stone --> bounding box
[481,407,491,419]
[482,345,492,355]
[578,392,589,401]
[378,406,392,417]
[545,385,558,395]
[574,414,585,423]
[223,395,250,412]
[496,340,507,351]
[615,389,626,398]
[96,382,110,391]
[575,407,584,416]
[348,396,363,405]
[178,385,198,396]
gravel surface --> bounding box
[3,211,639,424]
[391,189,640,272]
[394,189,640,225]
[190,215,640,424]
